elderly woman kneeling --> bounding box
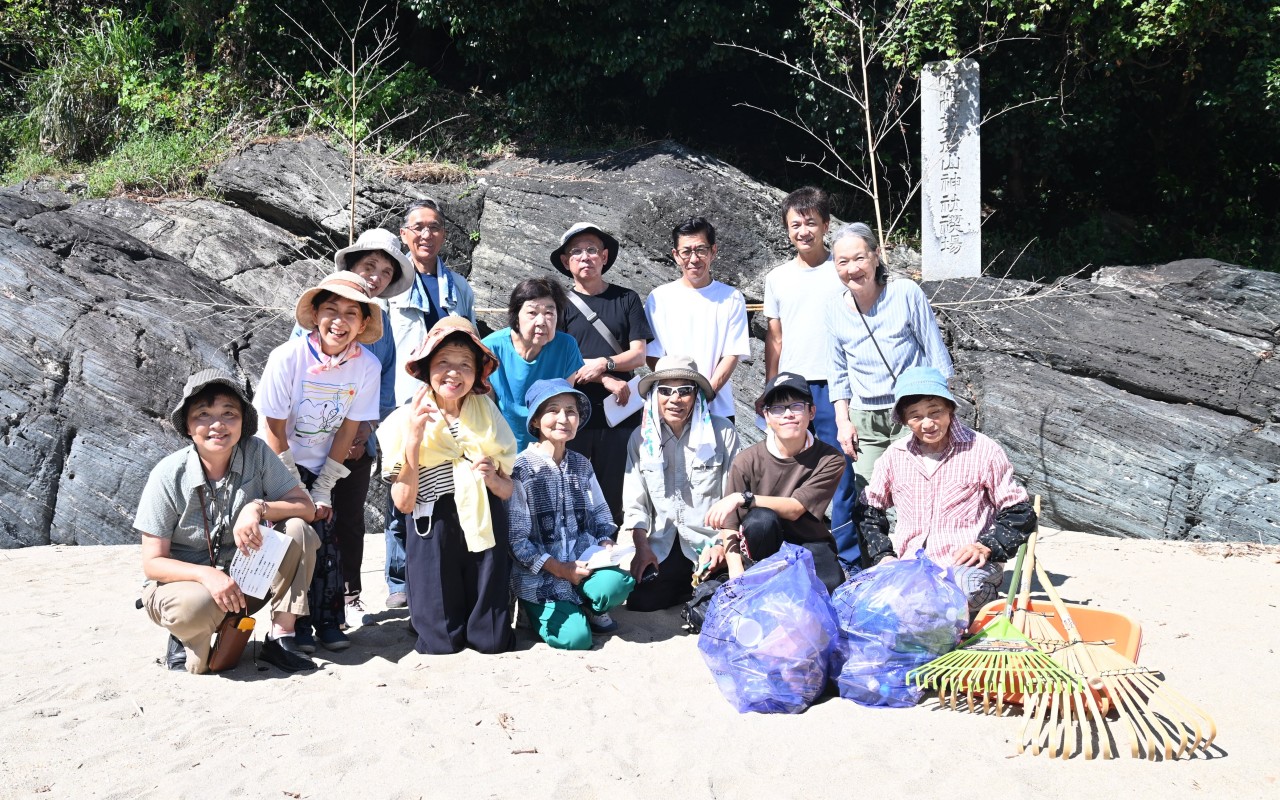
[377,316,518,655]
[136,370,320,674]
[508,379,636,649]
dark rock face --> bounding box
[2,140,1276,547]
[0,186,285,548]
[928,261,1279,544]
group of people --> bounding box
[135,188,1036,675]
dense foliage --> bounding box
[1,0,1276,272]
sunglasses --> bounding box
[656,385,698,398]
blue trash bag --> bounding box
[696,542,839,714]
[829,550,968,708]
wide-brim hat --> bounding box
[523,378,591,437]
[332,227,414,298]
[294,271,383,345]
[637,354,716,401]
[404,315,499,395]
[892,366,957,422]
[550,222,620,276]
[170,368,258,439]
[759,371,813,407]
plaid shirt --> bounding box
[862,420,1028,565]
[508,448,617,604]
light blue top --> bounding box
[481,328,585,452]
[825,279,954,410]
[387,259,477,405]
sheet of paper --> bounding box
[578,544,636,570]
[229,525,291,599]
[602,375,644,427]
[753,414,767,431]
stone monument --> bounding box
[921,59,981,279]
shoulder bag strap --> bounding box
[850,291,898,386]
[566,289,625,355]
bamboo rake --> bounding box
[1031,556,1217,760]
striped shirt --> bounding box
[861,420,1029,565]
[826,279,953,409]
[387,420,460,519]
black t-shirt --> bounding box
[561,283,653,429]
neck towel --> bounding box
[378,391,517,552]
[305,331,363,375]
[638,391,718,494]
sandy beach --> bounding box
[2,528,1277,799]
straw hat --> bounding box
[549,222,620,276]
[637,354,716,401]
[332,228,414,298]
[170,368,257,438]
[403,315,500,395]
[294,271,383,345]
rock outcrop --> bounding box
[928,261,1279,544]
[1,138,1275,548]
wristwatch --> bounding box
[605,357,616,372]
[740,490,755,509]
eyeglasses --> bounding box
[674,246,712,261]
[656,385,698,398]
[404,223,445,237]
[567,246,601,258]
[764,401,809,416]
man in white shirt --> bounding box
[761,187,859,571]
[644,217,751,421]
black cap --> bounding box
[759,372,813,406]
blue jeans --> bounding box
[809,381,859,569]
[384,489,408,594]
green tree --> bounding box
[403,0,783,100]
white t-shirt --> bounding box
[644,279,751,418]
[255,336,381,472]
[763,255,845,382]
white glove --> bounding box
[309,457,352,509]
[277,448,302,481]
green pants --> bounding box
[521,567,636,651]
[848,407,909,494]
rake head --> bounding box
[908,616,1084,716]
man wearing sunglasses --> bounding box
[703,373,847,593]
[643,217,751,421]
[620,355,741,611]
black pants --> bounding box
[567,421,638,525]
[298,465,344,632]
[626,543,695,612]
[740,507,845,594]
[405,494,512,655]
[331,452,374,603]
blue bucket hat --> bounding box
[892,366,956,422]
[523,378,591,438]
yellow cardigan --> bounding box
[378,392,517,552]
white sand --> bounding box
[2,529,1277,799]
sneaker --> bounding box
[586,611,619,634]
[294,627,317,654]
[344,599,369,630]
[385,591,408,609]
[163,634,186,671]
[259,636,317,673]
[316,625,351,652]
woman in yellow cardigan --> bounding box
[377,316,517,654]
